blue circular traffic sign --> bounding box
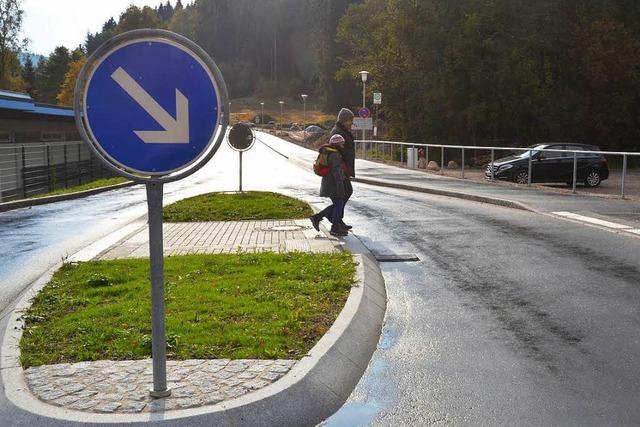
[359,107,371,119]
[75,30,229,181]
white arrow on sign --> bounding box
[111,67,190,144]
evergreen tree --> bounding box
[86,17,117,55]
[21,54,35,96]
[164,1,174,21]
[36,46,71,104]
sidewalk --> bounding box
[353,162,640,231]
[258,133,640,231]
[97,219,336,259]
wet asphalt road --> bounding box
[324,185,640,426]
[2,134,640,425]
[262,136,640,426]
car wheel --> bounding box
[514,170,528,184]
[585,170,602,187]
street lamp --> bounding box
[260,102,265,126]
[279,100,285,127]
[359,70,369,143]
[301,94,308,140]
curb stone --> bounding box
[0,181,137,213]
[2,243,386,425]
[352,176,536,212]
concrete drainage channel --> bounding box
[372,253,420,263]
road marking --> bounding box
[628,229,640,235]
[111,67,190,144]
[552,212,633,230]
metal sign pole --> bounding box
[146,182,170,398]
[239,151,243,193]
[74,29,230,401]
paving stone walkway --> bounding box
[98,219,337,259]
[22,217,341,414]
[25,359,295,413]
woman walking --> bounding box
[310,134,350,237]
[329,108,355,230]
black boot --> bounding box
[340,221,353,230]
[330,222,348,237]
[309,214,321,232]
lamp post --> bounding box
[260,102,264,126]
[279,100,285,128]
[301,94,308,140]
[359,71,369,144]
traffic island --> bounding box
[162,191,314,222]
[2,193,387,425]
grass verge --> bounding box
[163,191,313,222]
[29,177,129,199]
[19,252,356,367]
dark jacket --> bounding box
[319,146,347,199]
[330,122,356,177]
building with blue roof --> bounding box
[0,90,78,143]
[0,90,114,202]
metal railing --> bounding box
[0,141,115,202]
[356,140,640,199]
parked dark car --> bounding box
[304,125,324,133]
[485,143,609,187]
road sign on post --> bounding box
[358,107,371,119]
[74,29,229,399]
[352,117,374,131]
[227,123,256,192]
[373,92,382,105]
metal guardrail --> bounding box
[0,141,114,202]
[356,140,640,199]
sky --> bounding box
[21,0,187,56]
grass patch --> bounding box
[163,191,313,222]
[19,252,356,367]
[30,177,129,199]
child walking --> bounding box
[310,134,350,237]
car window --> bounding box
[516,145,546,158]
[541,145,564,159]
[566,145,593,158]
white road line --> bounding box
[552,212,633,230]
[628,229,640,236]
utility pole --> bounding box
[260,102,265,126]
[359,71,369,143]
[301,94,308,140]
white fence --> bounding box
[0,141,113,202]
[357,140,640,199]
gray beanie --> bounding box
[337,108,355,124]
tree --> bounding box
[169,5,197,40]
[21,53,35,96]
[0,0,26,90]
[164,1,174,22]
[56,55,86,106]
[36,46,70,104]
[86,17,116,56]
[116,5,163,33]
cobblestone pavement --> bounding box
[98,219,337,259]
[25,359,296,414]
